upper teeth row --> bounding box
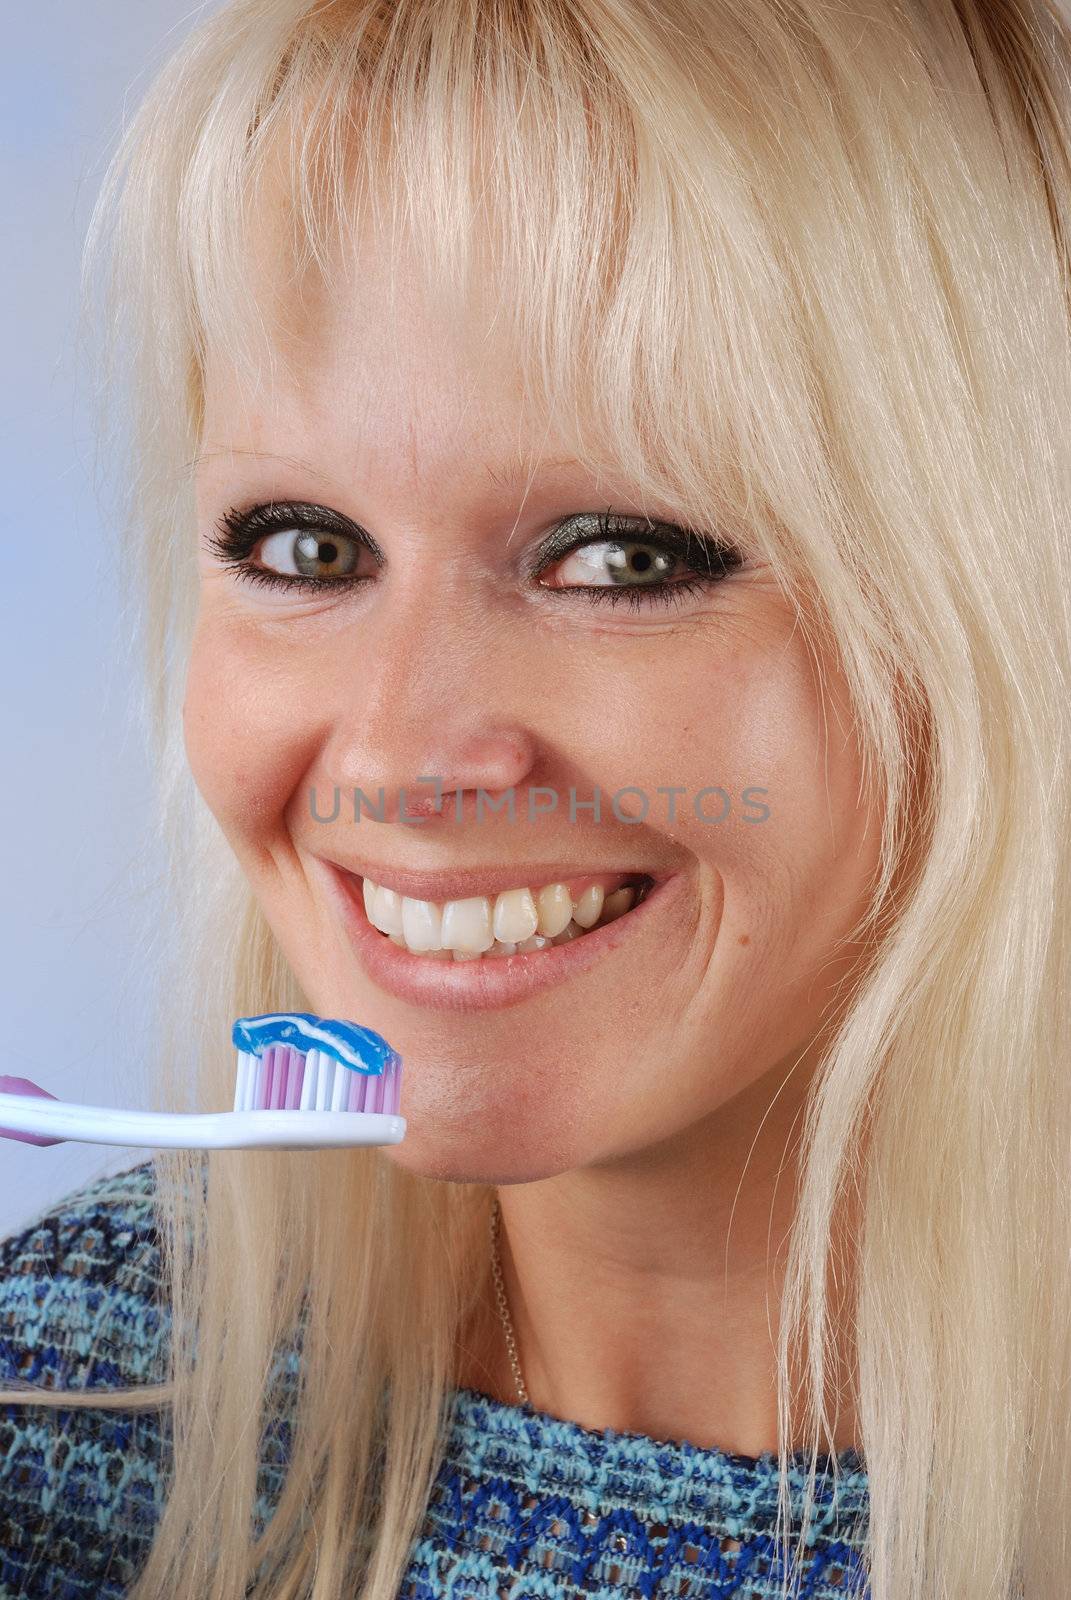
[361,878,636,954]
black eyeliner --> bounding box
[206,500,385,566]
[205,498,744,605]
[521,507,743,583]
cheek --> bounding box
[579,629,839,858]
[706,649,883,973]
[615,628,880,944]
[182,614,325,844]
[546,641,751,839]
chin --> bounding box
[382,1115,588,1186]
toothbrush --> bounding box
[0,1013,405,1151]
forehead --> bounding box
[194,228,632,516]
[201,287,530,465]
[201,188,573,465]
[192,120,687,519]
[196,349,600,516]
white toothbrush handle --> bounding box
[0,1092,406,1150]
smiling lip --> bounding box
[318,859,682,1012]
[315,858,672,905]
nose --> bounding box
[318,572,541,827]
[395,730,538,822]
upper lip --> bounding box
[319,856,665,904]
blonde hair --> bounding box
[3,0,1070,1594]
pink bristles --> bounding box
[248,1044,399,1115]
[356,1068,377,1114]
[285,1049,302,1108]
[271,1045,293,1108]
[259,1043,273,1107]
[248,1045,289,1110]
[348,1058,399,1114]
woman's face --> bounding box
[187,224,884,1184]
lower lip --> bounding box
[323,864,682,1012]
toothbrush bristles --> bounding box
[233,1044,400,1117]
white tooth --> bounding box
[493,887,539,943]
[388,933,407,947]
[571,885,605,928]
[452,948,483,961]
[423,946,453,960]
[362,877,378,920]
[441,896,494,953]
[515,933,550,953]
[401,896,444,951]
[599,887,635,924]
[369,883,404,937]
[551,920,583,945]
[490,940,517,956]
[536,883,573,938]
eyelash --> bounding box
[204,500,745,612]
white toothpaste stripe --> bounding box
[249,1014,388,1073]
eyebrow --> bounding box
[187,447,340,488]
[188,446,584,490]
[484,454,581,488]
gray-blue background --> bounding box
[1,4,220,1237]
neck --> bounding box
[456,1049,863,1459]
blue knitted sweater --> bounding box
[0,1163,871,1599]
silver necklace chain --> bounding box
[489,1198,676,1464]
[489,1196,530,1408]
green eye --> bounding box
[529,509,745,610]
[259,529,366,579]
[543,540,685,588]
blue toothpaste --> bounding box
[232,1013,398,1076]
